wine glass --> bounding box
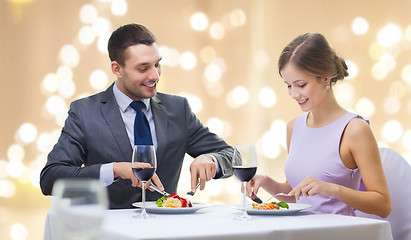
[132,145,157,219]
[51,179,108,240]
[232,145,258,221]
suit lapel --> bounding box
[151,95,168,167]
[100,84,132,162]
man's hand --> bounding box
[113,162,164,191]
[190,155,216,192]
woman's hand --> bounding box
[245,174,269,197]
[289,176,338,200]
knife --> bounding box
[149,183,170,196]
[250,192,263,204]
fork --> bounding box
[185,183,200,202]
[266,193,291,202]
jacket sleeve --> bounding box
[183,98,233,179]
[39,101,101,196]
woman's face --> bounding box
[280,63,329,112]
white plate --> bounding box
[233,203,311,215]
[132,201,208,214]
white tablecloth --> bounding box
[45,204,393,240]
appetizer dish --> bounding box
[156,193,192,208]
[252,201,289,210]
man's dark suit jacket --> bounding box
[40,84,233,209]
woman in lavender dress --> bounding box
[247,33,391,217]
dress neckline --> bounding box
[304,112,352,129]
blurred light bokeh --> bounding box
[1,0,411,239]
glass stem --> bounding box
[242,182,247,217]
[142,181,146,214]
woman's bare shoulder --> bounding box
[344,116,376,147]
[346,117,372,135]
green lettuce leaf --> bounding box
[156,195,168,207]
[277,201,289,209]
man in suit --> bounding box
[40,23,233,209]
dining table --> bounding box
[44,203,393,240]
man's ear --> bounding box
[111,61,122,78]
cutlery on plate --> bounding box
[185,183,200,202]
[266,193,291,202]
[149,183,170,196]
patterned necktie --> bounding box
[129,101,153,145]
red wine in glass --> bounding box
[233,166,257,182]
[131,145,157,219]
[132,167,155,182]
[232,145,258,221]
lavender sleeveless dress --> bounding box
[284,112,362,216]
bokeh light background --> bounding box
[1,0,411,239]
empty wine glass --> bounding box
[232,145,258,221]
[51,179,108,240]
[132,145,157,219]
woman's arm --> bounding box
[245,118,298,203]
[246,175,295,202]
[338,118,391,217]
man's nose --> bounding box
[148,67,160,80]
